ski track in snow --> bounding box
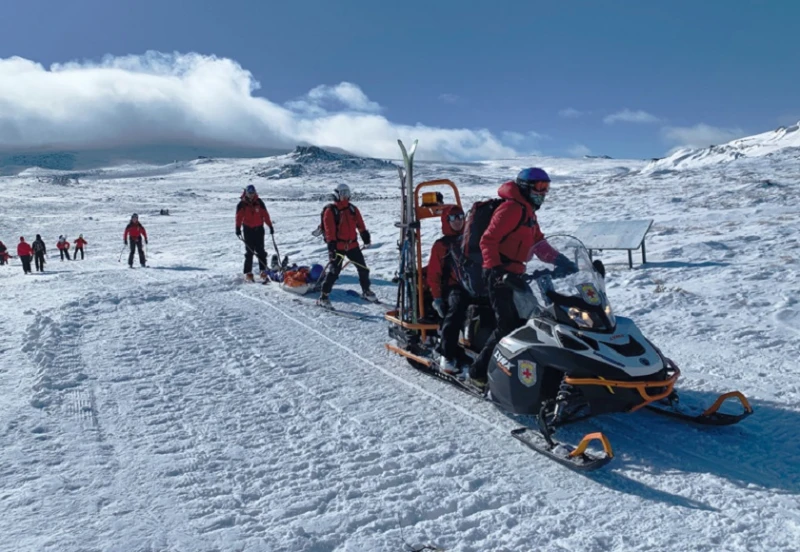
[1,152,799,551]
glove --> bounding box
[269,225,274,235]
[553,254,579,278]
[327,241,337,262]
[235,227,242,238]
[145,239,148,245]
[360,230,371,247]
[432,298,445,318]
[483,266,509,287]
[124,240,128,245]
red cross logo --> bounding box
[522,367,532,379]
[585,288,596,299]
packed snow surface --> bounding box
[1,144,798,551]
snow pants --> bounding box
[242,226,267,274]
[469,282,525,380]
[75,247,84,260]
[440,286,470,362]
[20,255,32,274]
[128,238,146,267]
[321,247,370,295]
[60,248,71,261]
[35,253,45,272]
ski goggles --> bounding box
[447,213,465,222]
[520,180,550,193]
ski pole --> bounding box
[270,232,282,267]
[118,244,126,262]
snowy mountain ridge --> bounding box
[644,121,800,173]
[252,145,396,180]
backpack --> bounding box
[452,199,527,297]
[312,203,357,238]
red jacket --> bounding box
[57,240,70,250]
[480,181,558,273]
[75,237,87,248]
[124,222,148,241]
[323,200,366,251]
[427,206,462,299]
[17,241,32,257]
[236,193,273,230]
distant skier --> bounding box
[468,168,576,389]
[235,184,273,282]
[17,237,33,274]
[32,234,47,272]
[57,235,71,260]
[74,234,87,260]
[123,213,148,268]
[0,240,8,265]
[427,205,469,375]
[318,183,376,308]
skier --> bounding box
[318,183,376,308]
[426,205,469,375]
[0,240,7,265]
[123,213,148,267]
[17,237,33,274]
[32,234,47,272]
[74,234,87,260]
[235,184,273,282]
[57,235,71,260]
[468,168,577,388]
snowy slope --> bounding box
[644,121,800,173]
[1,146,799,552]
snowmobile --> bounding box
[385,139,753,471]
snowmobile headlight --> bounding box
[566,307,594,329]
[604,303,615,325]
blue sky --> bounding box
[1,0,798,159]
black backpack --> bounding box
[452,199,527,297]
[313,203,356,238]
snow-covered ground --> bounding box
[1,143,798,552]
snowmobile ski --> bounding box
[646,391,753,426]
[346,289,383,304]
[510,428,613,471]
[314,303,370,321]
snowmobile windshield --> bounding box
[525,235,616,332]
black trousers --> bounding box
[470,282,525,380]
[128,238,146,266]
[75,247,84,260]
[321,247,370,294]
[60,248,71,260]
[20,255,32,274]
[35,253,45,271]
[243,226,267,274]
[440,287,470,361]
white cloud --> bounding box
[568,144,591,157]
[501,130,546,145]
[603,109,661,124]
[438,93,460,104]
[661,123,745,149]
[0,52,519,161]
[558,108,583,118]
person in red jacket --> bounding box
[235,184,273,281]
[468,168,576,387]
[17,237,33,274]
[426,205,468,375]
[74,234,87,260]
[56,235,71,260]
[123,214,148,267]
[318,183,376,308]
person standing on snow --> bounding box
[74,234,87,260]
[318,183,376,308]
[57,235,71,261]
[427,205,469,375]
[0,240,8,265]
[468,168,577,389]
[32,234,47,272]
[123,213,148,267]
[235,184,273,282]
[17,237,33,274]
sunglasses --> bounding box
[447,213,465,221]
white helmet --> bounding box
[333,183,351,202]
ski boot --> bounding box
[361,289,379,303]
[270,255,280,271]
[439,357,462,376]
[317,293,332,309]
[244,273,255,283]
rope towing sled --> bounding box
[384,139,753,471]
